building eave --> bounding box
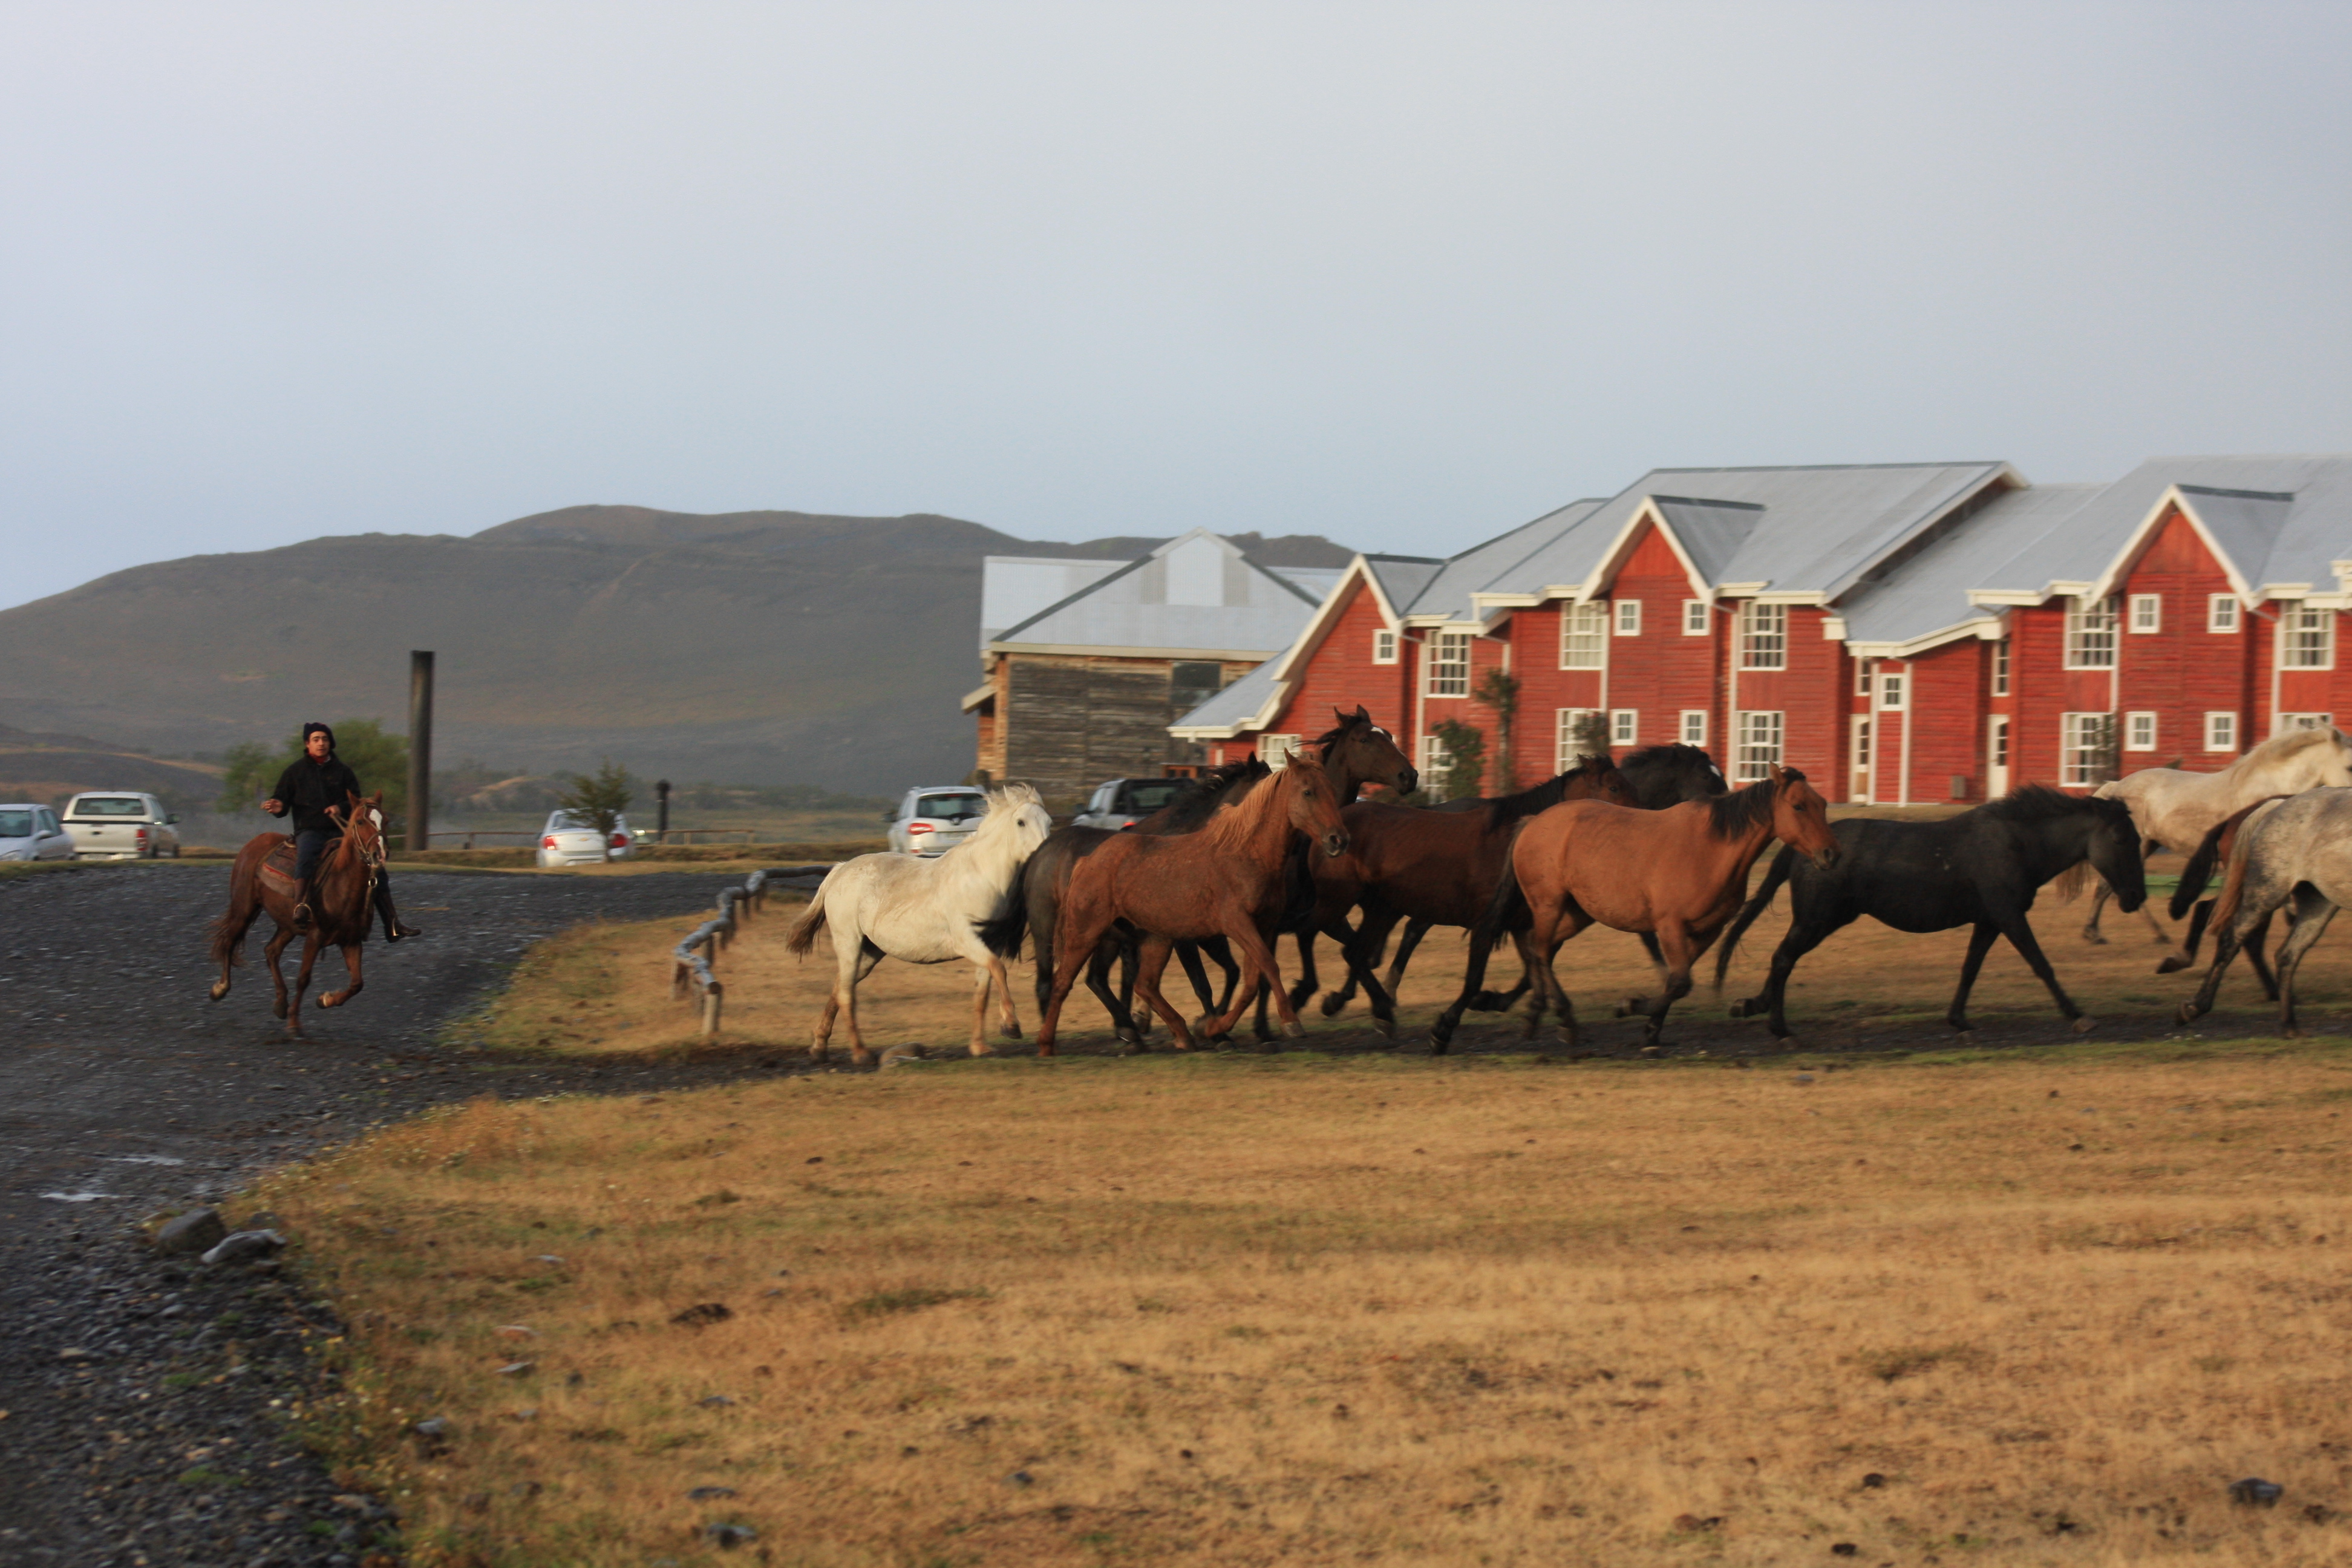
[987,641,1284,661]
[958,682,996,714]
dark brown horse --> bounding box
[1036,746,1353,1054]
[994,707,1416,1044]
[1297,757,1637,1035]
[1431,765,1838,1053]
[208,792,389,1039]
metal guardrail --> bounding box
[669,863,835,1040]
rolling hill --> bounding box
[0,506,1350,792]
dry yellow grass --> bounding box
[455,871,2352,1062]
[263,1043,2352,1567]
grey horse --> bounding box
[2175,787,2352,1037]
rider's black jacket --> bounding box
[269,756,364,836]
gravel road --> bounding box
[0,864,803,1567]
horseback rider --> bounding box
[261,722,422,941]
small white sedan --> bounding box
[537,811,635,867]
[0,804,77,861]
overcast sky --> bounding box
[4,2,2348,609]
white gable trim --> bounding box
[1844,612,2007,662]
[1577,498,1716,603]
[2086,485,2257,604]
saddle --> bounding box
[258,835,341,898]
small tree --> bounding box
[2086,713,2120,787]
[559,759,635,841]
[1570,710,1612,764]
[217,719,410,826]
[1472,668,1521,793]
[1430,717,1486,803]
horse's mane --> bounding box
[1980,783,2129,824]
[2246,725,2339,762]
[1621,743,1716,776]
[971,783,1045,840]
[1485,760,1612,825]
[1199,748,1321,852]
[1146,759,1270,832]
[1704,768,1804,840]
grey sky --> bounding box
[4,2,2348,610]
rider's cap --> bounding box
[303,722,336,749]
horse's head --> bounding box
[2322,728,2352,788]
[1570,756,1637,808]
[1321,705,1417,800]
[1279,746,1351,858]
[1766,765,1838,869]
[2083,793,2148,912]
[986,785,1054,855]
[336,791,388,866]
[1622,743,1728,808]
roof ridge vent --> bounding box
[2180,483,2296,503]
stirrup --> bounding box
[293,898,315,932]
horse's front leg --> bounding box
[2080,878,2112,944]
[2269,888,2339,1037]
[1131,935,1198,1051]
[1945,923,2001,1039]
[287,935,324,1039]
[1631,920,1699,1047]
[1207,923,1299,1042]
[1286,930,1321,1014]
[987,953,1023,1040]
[318,942,364,1010]
[1039,908,1116,1057]
[263,924,296,1022]
[1996,912,2092,1033]
[2243,910,2281,1002]
[1084,935,1142,1046]
[966,961,997,1057]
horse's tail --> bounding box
[783,881,829,956]
[208,865,256,971]
[1469,826,1532,956]
[1713,845,1796,993]
[2172,795,2290,921]
[976,867,1030,959]
[2203,799,2287,934]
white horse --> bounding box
[783,784,1053,1063]
[2086,725,2352,967]
[2175,788,2352,1036]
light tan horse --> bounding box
[2086,726,2352,969]
[1429,765,1839,1053]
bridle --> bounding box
[324,803,388,911]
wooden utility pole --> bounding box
[408,650,434,854]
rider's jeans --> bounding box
[293,828,333,883]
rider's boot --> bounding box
[292,878,316,932]
[376,884,422,942]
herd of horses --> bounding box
[777,713,2352,1063]
[196,714,2352,1054]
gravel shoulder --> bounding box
[0,864,811,1567]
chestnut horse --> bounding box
[1035,746,1352,1054]
[207,792,389,1039]
[1430,765,1838,1053]
[1299,757,1638,1037]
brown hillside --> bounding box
[0,508,1351,792]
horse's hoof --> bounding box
[1727,998,1754,1019]
[1001,1021,1024,1039]
[1281,1020,1306,1040]
[2080,930,2107,946]
[970,1044,997,1057]
[2071,1016,2097,1036]
[2284,1025,2305,1039]
[1952,1030,1977,1047]
[1557,1027,1578,1050]
[1319,994,1347,1018]
[2155,956,2189,974]
[1373,1014,1396,1042]
[272,1002,287,1020]
[207,982,227,1002]
[2175,1002,2200,1025]
[1114,1028,1141,1047]
[1770,1034,1797,1052]
[1036,1045,1058,1057]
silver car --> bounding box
[1071,776,1190,832]
[884,786,987,857]
[537,811,636,867]
[63,792,180,859]
[0,804,76,862]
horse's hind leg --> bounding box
[2269,889,2337,1037]
[1085,939,1142,1047]
[967,961,997,1057]
[1383,917,1428,1002]
[1130,936,1197,1051]
[2244,910,2281,1002]
[287,936,324,1039]
[1628,921,1699,1048]
[1286,930,1321,1014]
[1995,911,2092,1033]
[2160,898,2217,975]
[987,953,1023,1041]
[842,942,885,1065]
[263,925,295,1022]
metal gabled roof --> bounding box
[1970,456,2352,603]
[1362,555,1445,619]
[1400,498,1609,621]
[1168,656,1280,737]
[989,528,1321,656]
[1841,483,2102,650]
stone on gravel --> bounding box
[200,1230,286,1267]
[2231,1477,2284,1506]
[154,1207,227,1255]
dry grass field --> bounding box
[263,1042,2352,1567]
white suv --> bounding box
[885,786,987,857]
[63,792,180,859]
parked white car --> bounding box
[62,792,180,859]
[884,786,987,857]
[0,804,76,861]
[537,811,635,867]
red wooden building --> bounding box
[1170,456,2352,802]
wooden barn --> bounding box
[963,529,1339,802]
[1170,456,2352,803]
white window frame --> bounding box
[1372,628,1397,665]
[2204,711,2238,753]
[1679,710,1709,746]
[2129,593,2161,634]
[1613,599,1642,637]
[1610,709,1638,747]
[1855,656,1873,697]
[2282,603,2334,670]
[1991,638,2011,696]
[1682,599,1710,636]
[2276,711,2335,736]
[1737,601,1788,671]
[1877,670,1906,711]
[1554,708,1601,772]
[1558,601,1607,670]
[1425,629,1472,697]
[1733,711,1784,783]
[2208,594,2239,633]
[2125,711,2157,752]
[1419,733,1454,797]
[2064,596,2118,670]
[1255,733,1303,769]
[2060,711,2112,788]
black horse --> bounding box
[1327,742,1728,1015]
[1712,786,2146,1044]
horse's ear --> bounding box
[1768,762,1787,787]
[1354,704,1371,720]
